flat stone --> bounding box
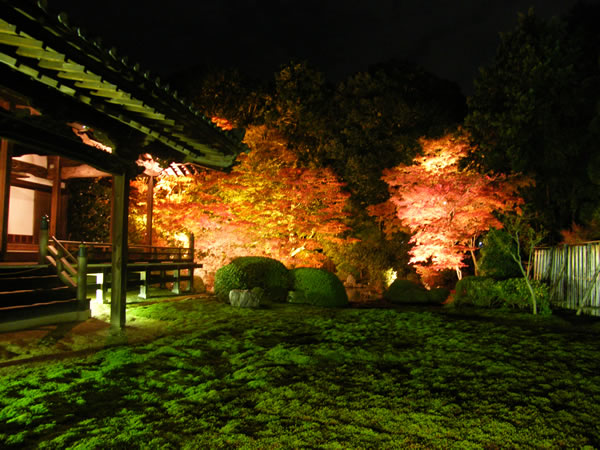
[229,289,260,308]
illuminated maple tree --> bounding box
[131,125,353,289]
[369,131,528,285]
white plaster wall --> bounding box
[8,186,34,235]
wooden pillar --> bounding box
[146,175,154,246]
[0,139,11,260]
[171,268,181,294]
[39,215,48,264]
[77,244,88,304]
[139,270,149,299]
[49,156,61,237]
[111,172,129,329]
[188,232,195,261]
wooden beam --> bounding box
[73,80,118,91]
[38,60,86,72]
[106,97,144,107]
[0,139,12,259]
[56,71,102,82]
[90,90,129,99]
[111,172,129,329]
[0,110,137,176]
[61,164,110,179]
[15,47,65,62]
[11,158,48,179]
[0,21,17,34]
[0,34,44,48]
[9,177,52,193]
[49,156,61,237]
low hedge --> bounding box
[289,268,348,307]
[383,279,448,305]
[452,276,551,314]
[214,257,291,302]
[453,277,499,308]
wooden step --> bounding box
[0,298,88,327]
[0,286,77,309]
[0,265,53,276]
[0,274,65,291]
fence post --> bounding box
[39,215,49,264]
[77,244,88,304]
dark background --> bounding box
[47,0,596,95]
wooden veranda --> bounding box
[0,1,245,330]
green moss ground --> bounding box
[1,297,599,448]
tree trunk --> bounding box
[469,248,479,276]
[455,266,462,280]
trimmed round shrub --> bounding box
[383,279,430,304]
[289,268,348,307]
[214,257,291,302]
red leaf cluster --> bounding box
[369,131,528,282]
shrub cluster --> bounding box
[478,229,522,280]
[214,257,349,308]
[383,279,450,305]
[453,277,499,308]
[214,257,291,302]
[452,276,551,314]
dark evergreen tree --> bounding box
[465,7,600,239]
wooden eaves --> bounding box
[0,0,246,171]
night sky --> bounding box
[49,0,597,95]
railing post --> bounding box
[77,244,88,303]
[187,232,195,293]
[188,232,194,261]
[171,268,181,294]
[56,245,64,282]
[39,215,49,264]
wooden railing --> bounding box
[38,216,88,306]
[46,236,77,288]
[43,235,89,303]
[38,216,197,303]
[56,236,195,264]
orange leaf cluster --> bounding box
[131,125,353,289]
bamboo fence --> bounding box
[533,242,600,316]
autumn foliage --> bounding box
[130,125,353,289]
[369,131,527,285]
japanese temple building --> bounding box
[0,0,246,330]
